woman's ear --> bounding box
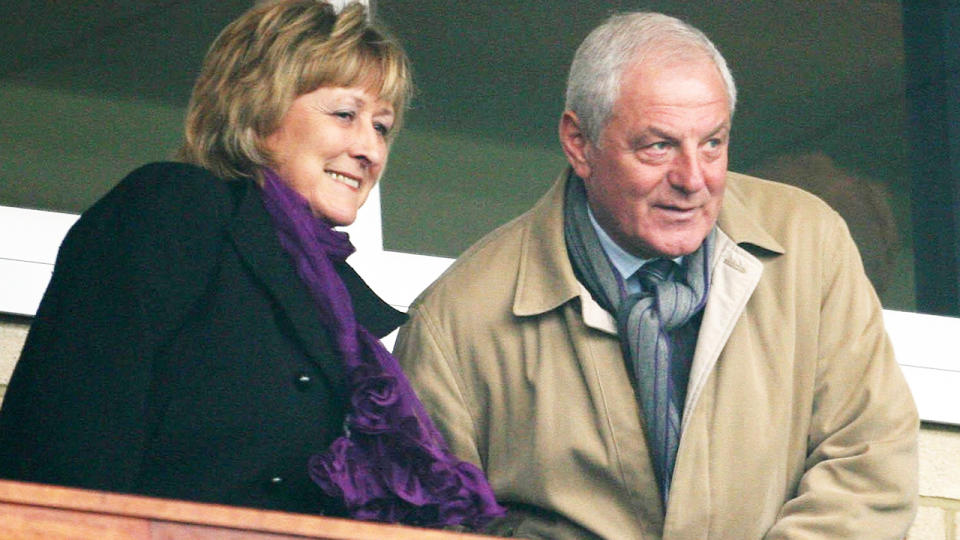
[558,111,593,179]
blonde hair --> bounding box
[178,0,412,179]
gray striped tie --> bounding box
[624,258,699,506]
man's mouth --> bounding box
[657,204,699,215]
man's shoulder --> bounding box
[411,208,534,314]
[726,171,839,219]
[723,171,844,245]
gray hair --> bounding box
[564,12,736,144]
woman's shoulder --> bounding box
[73,162,243,240]
[102,161,239,214]
[45,162,251,333]
[60,162,249,278]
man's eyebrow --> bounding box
[632,120,731,146]
[632,126,680,146]
[644,126,679,141]
[705,121,731,139]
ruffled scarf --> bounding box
[258,169,505,527]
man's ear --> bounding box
[559,111,593,179]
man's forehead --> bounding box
[631,119,730,141]
[618,51,731,105]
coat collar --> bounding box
[512,170,582,316]
[717,172,785,255]
[224,179,406,391]
[512,169,785,318]
[336,261,408,338]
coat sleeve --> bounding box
[393,300,486,469]
[0,163,231,493]
[764,216,919,539]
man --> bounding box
[394,12,918,539]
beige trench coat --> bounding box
[394,170,918,539]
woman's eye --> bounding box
[374,122,391,137]
[334,111,355,121]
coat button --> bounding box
[266,476,284,492]
[294,373,312,390]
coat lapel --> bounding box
[681,229,763,432]
[223,180,408,394]
[225,180,347,392]
[335,261,407,338]
[679,173,788,430]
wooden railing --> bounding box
[0,479,499,539]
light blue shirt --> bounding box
[586,203,681,295]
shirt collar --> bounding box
[587,204,649,279]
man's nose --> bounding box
[667,150,706,193]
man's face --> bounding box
[563,56,731,259]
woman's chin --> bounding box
[318,212,358,228]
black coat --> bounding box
[0,162,406,514]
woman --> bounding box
[0,0,502,527]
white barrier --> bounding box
[2,201,958,426]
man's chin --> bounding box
[635,232,710,259]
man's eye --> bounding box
[650,142,670,151]
[334,111,355,120]
[703,139,727,156]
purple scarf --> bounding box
[258,169,505,528]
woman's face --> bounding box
[265,85,395,226]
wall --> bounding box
[1,316,958,537]
[0,317,29,404]
[912,423,960,539]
